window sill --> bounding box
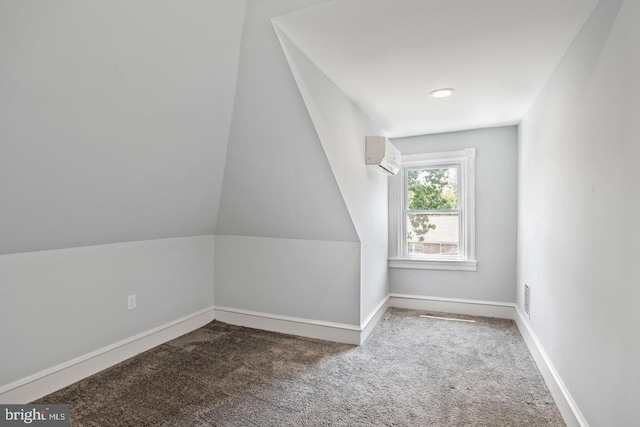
[388,258,477,272]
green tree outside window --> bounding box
[407,168,458,242]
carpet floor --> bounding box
[35,308,565,426]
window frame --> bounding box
[389,148,477,271]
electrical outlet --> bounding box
[128,294,136,310]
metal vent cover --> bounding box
[524,284,531,317]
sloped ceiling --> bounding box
[0,0,246,254]
[273,0,599,137]
[1,0,601,254]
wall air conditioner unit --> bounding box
[365,136,401,175]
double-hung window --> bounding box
[389,148,477,271]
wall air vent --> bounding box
[524,284,531,318]
[365,136,401,175]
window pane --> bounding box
[406,213,459,256]
[407,167,458,210]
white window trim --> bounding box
[388,148,477,271]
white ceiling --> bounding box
[272,0,599,137]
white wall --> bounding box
[390,126,518,303]
[518,0,639,425]
[0,0,246,254]
[272,27,389,324]
[214,0,365,326]
[0,236,214,388]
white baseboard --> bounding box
[514,307,588,427]
[214,306,362,345]
[389,293,516,319]
[0,307,215,404]
[213,293,510,347]
[215,294,391,346]
[359,295,390,344]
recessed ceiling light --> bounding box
[429,88,455,98]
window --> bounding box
[405,165,460,256]
[389,148,476,271]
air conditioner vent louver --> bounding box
[524,284,531,318]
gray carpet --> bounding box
[35,308,564,426]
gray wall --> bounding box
[273,27,389,323]
[0,236,214,387]
[214,0,355,243]
[215,0,373,326]
[518,0,639,425]
[0,0,245,390]
[214,236,360,324]
[390,126,518,303]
